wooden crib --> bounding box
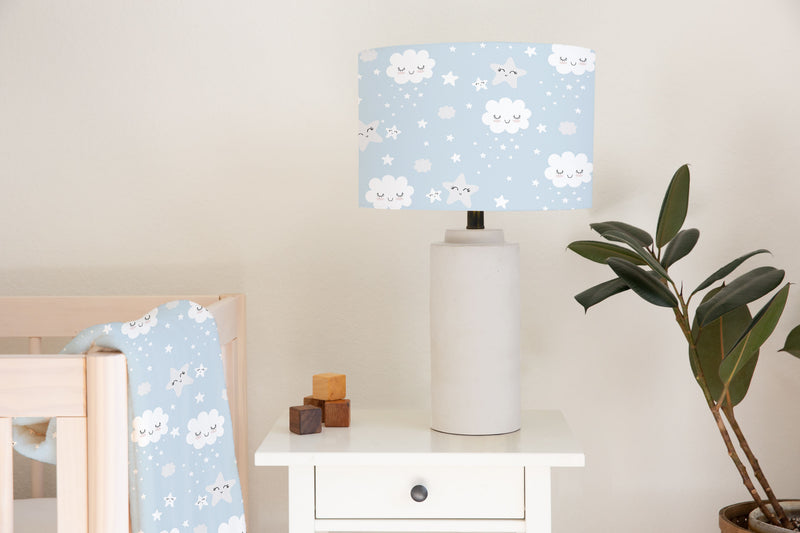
[0,295,248,533]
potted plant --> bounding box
[567,164,800,532]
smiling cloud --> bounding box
[548,44,595,75]
[186,409,225,450]
[544,151,593,188]
[386,49,435,84]
[131,407,169,447]
[481,98,531,134]
[365,175,414,209]
[121,308,158,339]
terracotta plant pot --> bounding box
[720,502,757,533]
[748,502,800,533]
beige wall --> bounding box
[3,1,800,531]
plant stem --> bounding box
[723,405,791,528]
[671,300,782,527]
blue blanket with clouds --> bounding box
[15,300,246,533]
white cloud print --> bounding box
[544,151,593,188]
[121,308,158,339]
[365,175,414,209]
[188,303,211,323]
[548,44,595,75]
[218,515,246,533]
[481,98,531,134]
[386,49,435,84]
[438,106,456,119]
[186,409,225,450]
[131,407,169,447]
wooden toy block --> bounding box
[289,405,322,435]
[303,395,326,423]
[324,399,351,427]
[312,373,346,401]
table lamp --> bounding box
[358,42,595,435]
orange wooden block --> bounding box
[312,373,346,401]
[303,395,326,423]
[289,405,322,435]
[324,399,351,427]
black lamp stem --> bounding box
[467,211,485,230]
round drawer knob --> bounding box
[410,484,428,502]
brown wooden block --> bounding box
[324,399,350,427]
[303,395,326,423]
[289,405,322,435]
[312,373,346,401]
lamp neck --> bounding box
[466,211,485,230]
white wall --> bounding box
[2,0,800,531]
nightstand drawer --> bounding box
[315,465,524,519]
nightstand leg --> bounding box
[525,466,552,533]
[288,465,315,533]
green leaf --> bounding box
[567,241,648,266]
[655,164,690,248]
[779,324,800,359]
[603,230,672,282]
[692,249,771,296]
[691,288,754,406]
[590,221,653,247]
[718,283,790,400]
[575,278,630,312]
[607,258,678,308]
[696,266,785,327]
[662,228,699,269]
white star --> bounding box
[441,71,458,86]
[206,472,237,506]
[495,196,509,209]
[480,153,486,159]
[164,344,173,353]
[164,493,176,507]
[170,427,180,437]
[195,392,205,404]
[426,188,442,203]
[466,103,473,109]
[449,46,456,52]
[195,364,207,377]
[575,108,582,114]
[446,134,454,142]
[152,510,162,521]
[480,43,487,48]
[524,46,537,57]
[182,521,190,527]
[417,119,428,128]
[490,57,526,88]
[534,149,541,155]
[536,123,547,133]
[500,144,507,151]
[450,153,461,163]
[443,174,479,208]
[532,179,540,187]
[472,78,488,91]
[195,495,208,510]
[102,324,112,334]
[506,176,513,182]
[404,93,410,100]
[385,126,401,139]
[166,364,193,397]
[381,154,393,165]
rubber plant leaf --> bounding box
[589,221,653,247]
[567,241,648,266]
[602,230,672,282]
[607,258,678,308]
[691,249,771,296]
[691,288,755,406]
[718,283,790,399]
[780,324,800,359]
[575,278,630,312]
[662,228,700,269]
[655,164,690,248]
[696,266,785,327]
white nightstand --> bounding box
[255,410,584,533]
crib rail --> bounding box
[0,352,128,533]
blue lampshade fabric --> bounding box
[358,42,595,211]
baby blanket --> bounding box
[15,300,246,533]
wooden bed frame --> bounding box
[0,295,248,533]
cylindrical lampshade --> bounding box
[358,42,595,211]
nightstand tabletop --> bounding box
[255,409,584,467]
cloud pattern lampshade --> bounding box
[358,42,596,212]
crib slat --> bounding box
[0,418,11,533]
[57,417,88,533]
[0,356,86,417]
[27,337,46,499]
[86,352,129,533]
